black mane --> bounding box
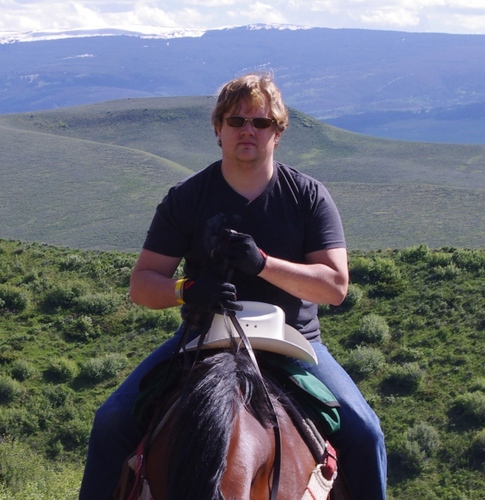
[167,349,275,500]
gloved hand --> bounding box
[226,231,267,276]
[181,273,243,314]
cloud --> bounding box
[359,7,421,29]
[0,0,484,34]
[227,2,288,25]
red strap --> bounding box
[321,441,338,480]
[127,438,147,500]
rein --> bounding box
[227,312,282,500]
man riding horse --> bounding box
[79,72,387,500]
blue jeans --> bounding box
[294,343,387,499]
[79,332,386,500]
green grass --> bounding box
[1,97,484,251]
[0,239,483,498]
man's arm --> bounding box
[258,247,349,306]
[129,249,182,309]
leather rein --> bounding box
[227,312,282,500]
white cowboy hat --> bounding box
[184,301,317,364]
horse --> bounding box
[114,300,349,499]
[115,346,344,500]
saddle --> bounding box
[132,350,341,438]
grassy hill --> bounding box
[0,239,483,499]
[2,27,485,145]
[1,96,484,251]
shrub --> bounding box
[396,439,427,475]
[81,353,128,382]
[43,385,74,408]
[56,418,91,451]
[42,284,82,311]
[350,257,406,296]
[0,285,28,312]
[130,307,181,332]
[334,283,364,312]
[431,263,461,281]
[157,308,182,331]
[354,313,390,346]
[400,244,430,263]
[74,293,120,315]
[0,436,82,498]
[46,357,79,383]
[407,422,441,458]
[111,254,137,270]
[470,377,485,393]
[344,346,385,378]
[384,362,424,393]
[0,436,43,492]
[470,430,485,465]
[453,392,485,425]
[11,360,36,381]
[392,346,423,363]
[428,251,453,268]
[0,376,22,404]
[349,256,374,284]
[0,406,41,436]
[452,249,485,273]
[62,315,99,341]
[59,254,86,271]
[369,258,406,297]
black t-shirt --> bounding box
[143,161,346,341]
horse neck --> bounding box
[166,350,272,500]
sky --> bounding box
[1,0,485,37]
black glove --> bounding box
[181,273,243,314]
[226,231,267,276]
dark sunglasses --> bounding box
[225,116,275,129]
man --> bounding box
[80,73,386,499]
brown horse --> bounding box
[116,348,342,500]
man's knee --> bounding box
[341,403,384,449]
[90,399,137,445]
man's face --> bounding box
[216,98,281,166]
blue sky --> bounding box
[1,0,485,35]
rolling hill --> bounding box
[1,97,484,251]
[1,25,485,144]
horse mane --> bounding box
[167,349,276,500]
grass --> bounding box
[0,239,483,498]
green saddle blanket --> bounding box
[259,353,340,435]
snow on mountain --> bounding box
[0,26,207,44]
[0,23,307,44]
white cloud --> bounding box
[182,0,238,6]
[227,2,288,25]
[359,7,421,29]
[0,0,484,35]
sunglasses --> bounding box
[225,116,275,129]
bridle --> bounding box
[179,229,283,499]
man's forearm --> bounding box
[129,270,179,310]
[258,255,348,306]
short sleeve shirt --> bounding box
[143,161,346,341]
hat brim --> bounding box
[184,306,317,365]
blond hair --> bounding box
[211,73,289,136]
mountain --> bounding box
[1,97,484,251]
[1,24,485,144]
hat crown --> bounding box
[210,302,285,341]
[184,301,318,364]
